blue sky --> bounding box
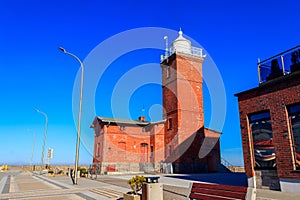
[1,0,300,166]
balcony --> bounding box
[160,45,205,62]
[258,45,300,84]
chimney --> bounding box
[138,116,146,122]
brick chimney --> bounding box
[138,116,146,122]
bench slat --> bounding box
[188,182,248,200]
[189,192,234,200]
[192,182,247,193]
[191,187,246,199]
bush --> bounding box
[78,167,88,177]
[127,176,146,195]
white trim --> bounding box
[247,176,256,188]
[246,187,256,200]
[280,178,300,194]
[186,182,193,200]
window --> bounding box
[140,143,149,162]
[167,118,173,130]
[166,66,171,78]
[249,111,276,169]
[288,104,300,170]
[150,146,154,157]
[96,143,100,157]
[169,145,173,156]
[118,142,126,160]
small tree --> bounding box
[127,175,146,195]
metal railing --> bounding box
[161,45,205,62]
[258,45,300,84]
[221,157,235,172]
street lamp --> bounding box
[59,46,84,185]
[35,109,48,175]
[30,132,36,170]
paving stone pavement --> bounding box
[0,170,127,200]
[2,170,300,199]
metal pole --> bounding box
[164,36,168,58]
[35,109,48,175]
[257,58,262,83]
[281,55,286,75]
[59,47,84,184]
[30,133,36,170]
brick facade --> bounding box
[91,31,221,174]
[235,70,300,192]
[92,118,165,173]
[160,53,220,173]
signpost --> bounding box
[47,148,53,168]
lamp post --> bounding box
[30,132,36,171]
[59,47,84,185]
[35,109,48,175]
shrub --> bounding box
[127,176,146,195]
[78,167,88,177]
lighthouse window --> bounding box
[166,66,170,78]
[167,118,173,130]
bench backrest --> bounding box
[188,182,247,200]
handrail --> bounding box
[259,45,300,64]
[221,157,235,172]
[161,45,205,62]
[257,45,300,84]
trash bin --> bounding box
[142,176,163,200]
[145,176,159,183]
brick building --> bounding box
[91,30,222,174]
[235,46,300,193]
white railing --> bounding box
[161,45,206,62]
[258,45,300,84]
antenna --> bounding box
[164,36,168,58]
[142,104,145,116]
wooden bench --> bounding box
[187,182,255,200]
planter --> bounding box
[123,193,140,200]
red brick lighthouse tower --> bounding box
[161,30,220,173]
[91,30,222,174]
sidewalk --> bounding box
[3,171,300,199]
[256,188,300,200]
[0,171,128,200]
[98,173,300,200]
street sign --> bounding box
[47,148,53,159]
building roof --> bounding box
[234,70,300,99]
[96,116,150,126]
[91,116,166,128]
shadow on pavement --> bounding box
[165,172,247,187]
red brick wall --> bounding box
[92,52,221,173]
[150,123,165,163]
[236,73,300,179]
[93,120,165,165]
[170,127,221,173]
[161,53,204,160]
[93,122,104,163]
[104,124,151,163]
